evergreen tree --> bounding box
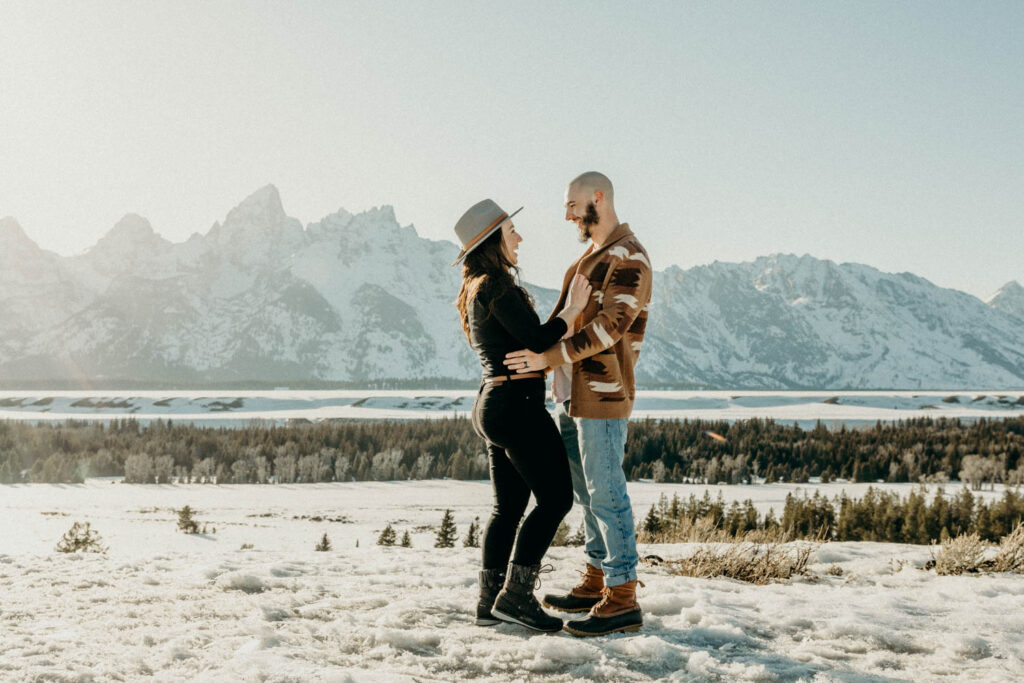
[435,509,458,548]
[315,533,332,551]
[569,521,586,546]
[641,505,663,539]
[400,530,412,548]
[463,516,480,548]
[377,523,397,546]
[177,505,199,534]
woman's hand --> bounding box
[563,274,592,316]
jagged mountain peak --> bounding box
[220,184,288,232]
[0,216,38,248]
[989,280,1024,300]
[81,214,171,273]
[93,214,169,249]
[988,280,1024,321]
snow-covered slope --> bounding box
[2,189,1023,388]
[641,256,1024,389]
[988,280,1024,323]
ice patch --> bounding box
[216,572,268,593]
[643,593,693,616]
[366,627,441,654]
[955,636,992,660]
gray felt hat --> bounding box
[451,199,523,266]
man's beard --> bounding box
[577,202,599,242]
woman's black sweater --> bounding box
[468,280,567,379]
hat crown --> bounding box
[453,199,507,248]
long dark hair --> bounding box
[455,229,532,343]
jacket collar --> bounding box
[548,223,634,321]
[581,222,632,262]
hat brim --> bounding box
[450,206,523,266]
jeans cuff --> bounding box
[603,568,638,587]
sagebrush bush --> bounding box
[933,533,987,575]
[992,522,1024,573]
[638,514,795,544]
[665,542,813,584]
[55,521,107,554]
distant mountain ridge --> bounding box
[2,186,1023,389]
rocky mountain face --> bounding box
[2,186,1022,388]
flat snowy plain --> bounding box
[2,479,1022,682]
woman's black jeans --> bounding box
[472,377,573,569]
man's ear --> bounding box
[593,190,604,205]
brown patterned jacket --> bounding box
[542,223,652,419]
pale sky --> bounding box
[1,1,1021,298]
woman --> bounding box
[453,198,591,633]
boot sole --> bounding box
[541,600,592,613]
[475,617,501,626]
[490,607,562,633]
[564,623,642,637]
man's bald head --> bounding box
[568,171,614,206]
[564,171,620,244]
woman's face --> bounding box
[501,220,522,265]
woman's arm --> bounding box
[488,288,570,353]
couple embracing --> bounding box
[452,172,652,636]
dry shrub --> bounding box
[933,522,1024,575]
[55,521,107,554]
[640,515,793,545]
[933,532,986,575]
[992,521,1024,572]
[665,542,814,584]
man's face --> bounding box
[564,186,599,243]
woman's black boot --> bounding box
[476,568,506,626]
[490,563,563,633]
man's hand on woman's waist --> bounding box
[503,348,548,373]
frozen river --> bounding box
[1,389,1024,427]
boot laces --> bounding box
[534,564,554,591]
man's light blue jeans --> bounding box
[555,400,638,587]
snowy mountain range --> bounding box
[2,185,1023,389]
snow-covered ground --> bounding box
[1,390,1023,426]
[2,479,1022,681]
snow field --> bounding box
[1,480,1023,681]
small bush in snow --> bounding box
[377,523,397,546]
[933,522,1024,575]
[315,533,332,552]
[177,505,200,534]
[55,521,107,554]
[550,520,571,547]
[992,522,1024,572]
[463,517,480,548]
[568,521,586,546]
[400,530,412,547]
[665,542,813,584]
[933,533,987,575]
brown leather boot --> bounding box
[564,579,643,636]
[541,563,604,613]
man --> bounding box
[503,171,652,636]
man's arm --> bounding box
[504,253,651,372]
